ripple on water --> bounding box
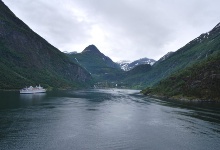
[0,89,220,150]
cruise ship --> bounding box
[20,85,46,94]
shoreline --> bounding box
[144,93,220,103]
[0,89,20,91]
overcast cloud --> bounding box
[3,0,220,61]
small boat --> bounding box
[20,85,46,94]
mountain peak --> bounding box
[82,45,101,53]
[117,57,156,71]
[0,1,92,88]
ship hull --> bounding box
[20,85,46,94]
[20,89,46,94]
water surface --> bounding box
[0,89,220,150]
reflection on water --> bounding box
[20,93,46,101]
[19,93,46,106]
[0,89,220,150]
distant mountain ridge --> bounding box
[117,58,156,71]
[141,22,220,100]
[81,45,119,69]
[67,45,122,81]
[117,60,131,71]
[68,45,120,72]
[82,45,102,54]
[1,0,220,96]
[121,22,220,89]
[63,51,77,54]
[0,1,92,89]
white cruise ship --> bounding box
[20,85,46,94]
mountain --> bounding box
[116,60,131,71]
[67,45,122,81]
[153,52,174,65]
[117,58,156,71]
[0,1,92,89]
[124,22,220,89]
[126,64,152,75]
[120,64,152,88]
[142,51,220,100]
[63,51,77,55]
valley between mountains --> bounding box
[0,1,220,101]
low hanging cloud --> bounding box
[3,0,220,61]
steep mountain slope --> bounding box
[0,1,92,89]
[121,64,152,88]
[142,51,220,100]
[125,22,220,89]
[67,45,123,81]
[153,52,174,65]
[117,58,155,71]
[126,64,152,75]
[116,60,131,71]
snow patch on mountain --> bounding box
[63,51,77,54]
[117,60,131,71]
[117,58,156,71]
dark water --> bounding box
[0,89,220,150]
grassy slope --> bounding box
[142,52,220,100]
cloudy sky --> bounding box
[3,0,220,61]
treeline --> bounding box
[142,52,220,100]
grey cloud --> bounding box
[3,0,220,61]
[4,0,92,51]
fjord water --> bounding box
[0,89,220,150]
